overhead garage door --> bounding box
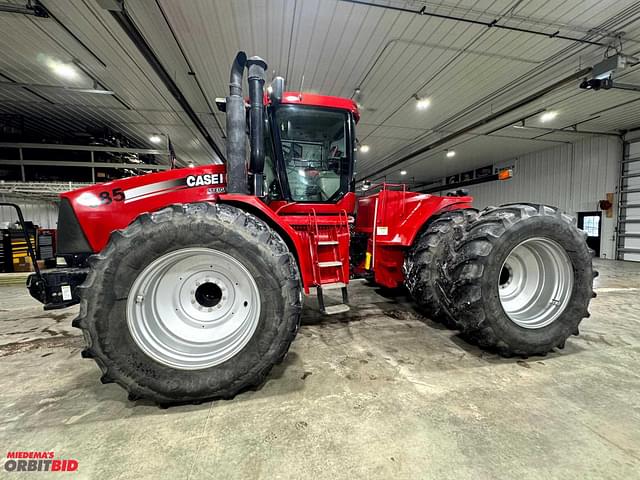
[618,141,640,261]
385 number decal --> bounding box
[98,188,125,205]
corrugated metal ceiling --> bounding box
[1,0,640,181]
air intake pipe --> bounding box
[226,51,248,194]
[247,56,267,197]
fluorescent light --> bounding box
[47,59,78,80]
[446,150,456,158]
[540,111,558,122]
[400,170,407,175]
[359,144,370,153]
[416,97,431,110]
[149,135,162,144]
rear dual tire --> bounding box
[404,209,478,327]
[406,204,595,357]
[446,204,595,356]
[74,203,302,405]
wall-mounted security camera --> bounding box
[580,53,640,93]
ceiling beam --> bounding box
[0,159,169,170]
[0,142,167,155]
[0,81,114,95]
[339,0,606,47]
[0,1,48,17]
[98,0,225,162]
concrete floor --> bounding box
[1,259,639,479]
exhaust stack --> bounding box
[226,51,248,194]
[247,56,267,197]
[224,52,268,196]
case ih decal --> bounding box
[186,173,226,187]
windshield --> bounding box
[274,105,351,202]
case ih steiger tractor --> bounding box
[18,52,595,405]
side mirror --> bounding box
[270,76,285,103]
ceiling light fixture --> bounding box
[359,144,370,153]
[400,170,407,175]
[149,134,163,144]
[446,150,456,158]
[540,111,558,122]
[47,59,79,80]
[414,94,431,110]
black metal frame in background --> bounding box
[0,203,42,279]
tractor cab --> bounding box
[265,98,356,204]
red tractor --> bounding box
[22,52,595,405]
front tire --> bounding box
[444,204,595,357]
[74,203,302,405]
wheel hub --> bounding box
[195,282,223,308]
[498,237,573,329]
[126,247,261,370]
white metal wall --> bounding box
[0,195,59,229]
[463,136,622,259]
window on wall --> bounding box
[582,215,600,237]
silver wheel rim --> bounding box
[498,237,573,329]
[126,247,261,370]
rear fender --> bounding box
[407,201,475,247]
[354,190,473,289]
[355,190,473,247]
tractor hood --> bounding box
[58,164,226,254]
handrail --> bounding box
[361,182,408,196]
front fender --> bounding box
[219,194,313,292]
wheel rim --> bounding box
[498,237,573,329]
[126,247,261,370]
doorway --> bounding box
[578,211,602,257]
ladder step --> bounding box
[318,261,342,267]
[317,241,339,245]
[323,304,350,315]
[319,282,346,290]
